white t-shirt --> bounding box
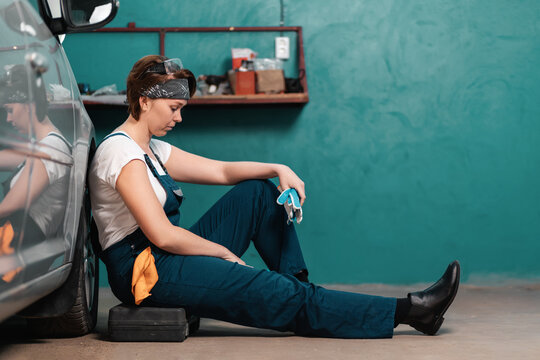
[88,131,172,250]
[10,131,71,237]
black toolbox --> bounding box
[108,304,200,342]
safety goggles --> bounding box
[145,58,184,75]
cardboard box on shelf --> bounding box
[255,70,285,94]
[228,70,256,95]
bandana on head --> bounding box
[140,78,190,100]
[0,67,31,105]
[4,90,29,103]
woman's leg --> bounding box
[189,179,307,276]
[148,252,396,339]
[103,230,458,337]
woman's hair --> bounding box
[126,55,196,120]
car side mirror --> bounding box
[38,0,119,35]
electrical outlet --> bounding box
[275,37,290,60]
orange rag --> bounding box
[0,221,15,255]
[0,221,22,283]
[131,246,159,305]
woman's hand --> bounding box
[221,250,248,266]
[276,165,306,206]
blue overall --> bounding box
[99,133,396,338]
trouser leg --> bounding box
[101,180,396,338]
[148,253,396,339]
[189,179,307,275]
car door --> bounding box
[0,0,37,294]
[0,0,74,288]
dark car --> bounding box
[0,0,117,336]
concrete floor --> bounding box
[1,283,540,360]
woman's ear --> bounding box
[139,96,149,112]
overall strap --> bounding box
[148,146,169,175]
[47,132,72,152]
[143,154,161,179]
[101,132,130,143]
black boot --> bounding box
[403,260,460,335]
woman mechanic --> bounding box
[88,55,460,338]
[0,64,71,283]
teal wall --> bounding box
[64,0,540,284]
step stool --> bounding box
[108,304,200,342]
